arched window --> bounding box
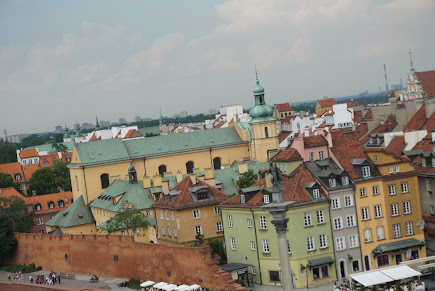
[158,165,167,177]
[364,255,370,271]
[186,161,194,174]
[213,157,222,170]
[100,174,109,189]
[265,127,269,138]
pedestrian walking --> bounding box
[58,275,61,284]
[7,274,10,281]
[29,275,33,283]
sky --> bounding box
[1,0,435,136]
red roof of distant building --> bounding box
[282,115,296,123]
[40,153,60,168]
[20,149,38,159]
[0,187,26,200]
[213,121,225,129]
[412,132,434,151]
[0,162,24,183]
[270,147,302,162]
[26,191,74,214]
[152,176,228,209]
[317,98,336,107]
[303,135,328,148]
[386,136,406,157]
[278,132,291,144]
[403,105,427,132]
[353,111,363,123]
[229,118,235,124]
[361,115,397,143]
[346,100,360,108]
[411,156,435,174]
[362,109,373,120]
[275,103,293,112]
[123,129,143,139]
[354,123,368,140]
[416,70,435,97]
[22,164,40,181]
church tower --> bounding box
[400,50,426,101]
[248,71,279,162]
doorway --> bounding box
[364,255,370,271]
[395,253,403,265]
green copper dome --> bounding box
[248,70,274,121]
[249,104,274,118]
[253,81,264,95]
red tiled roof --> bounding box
[317,98,336,107]
[282,115,296,123]
[278,132,291,144]
[412,133,434,151]
[362,109,372,120]
[40,153,59,168]
[403,105,427,132]
[354,123,368,140]
[386,136,406,157]
[229,118,235,124]
[20,149,38,159]
[220,165,325,207]
[420,111,435,133]
[303,135,328,148]
[353,111,363,123]
[315,110,327,117]
[152,176,228,209]
[346,100,360,108]
[411,156,435,174]
[123,129,143,139]
[89,133,98,141]
[270,147,302,162]
[0,162,24,183]
[416,70,435,97]
[22,164,41,181]
[0,187,26,200]
[331,131,381,180]
[213,121,225,129]
[361,115,397,143]
[26,191,73,214]
[275,103,293,112]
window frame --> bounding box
[259,216,267,229]
[193,209,201,219]
[336,237,346,251]
[361,207,369,220]
[362,166,371,177]
[262,239,270,253]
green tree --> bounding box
[208,239,227,264]
[106,206,150,235]
[55,133,64,143]
[27,168,58,195]
[51,142,68,153]
[0,141,18,163]
[236,169,258,189]
[53,161,71,191]
[0,173,21,193]
[145,132,159,137]
[0,214,16,258]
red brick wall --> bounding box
[2,233,244,290]
[0,281,104,291]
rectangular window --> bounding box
[195,225,202,235]
[391,203,399,216]
[251,266,256,274]
[377,255,389,267]
[360,188,367,197]
[304,212,312,226]
[342,176,349,186]
[172,212,175,220]
[269,271,280,282]
[174,228,177,237]
[240,194,245,204]
[121,230,126,235]
[349,234,358,248]
[319,234,327,248]
[160,210,164,220]
[216,222,223,232]
[389,167,393,174]
[313,188,320,198]
[316,210,324,224]
[307,236,315,251]
[168,226,171,236]
[193,209,200,219]
[331,197,340,209]
[353,261,360,272]
[319,151,324,160]
[362,166,371,177]
[230,237,236,250]
[263,195,270,204]
[250,241,256,250]
[166,211,169,220]
[374,205,382,218]
[389,184,396,195]
[146,209,151,216]
[377,226,385,240]
[214,206,221,215]
[162,226,166,236]
[333,217,343,230]
[361,207,369,220]
[247,218,253,228]
[329,178,336,188]
[364,229,372,242]
[228,215,233,227]
[344,195,353,207]
[373,185,379,195]
[346,215,356,227]
[262,239,270,253]
[259,216,267,229]
[336,237,346,251]
[373,154,377,161]
[395,166,400,173]
[393,224,401,238]
[403,201,411,214]
[310,152,315,161]
[401,182,409,193]
[406,222,413,235]
[37,217,44,225]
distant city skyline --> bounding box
[1,0,434,136]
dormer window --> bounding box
[422,159,427,167]
[313,189,320,198]
[43,158,48,165]
[373,154,377,162]
[58,200,64,208]
[362,166,371,177]
[35,203,41,211]
[328,178,336,188]
[48,201,55,209]
[197,191,210,200]
[263,195,270,204]
[240,194,246,204]
[388,167,393,174]
[15,174,21,181]
[432,158,435,168]
[342,176,349,186]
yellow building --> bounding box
[152,175,228,247]
[315,98,336,113]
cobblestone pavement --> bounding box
[0,270,131,290]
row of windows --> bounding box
[361,201,411,220]
[375,249,419,268]
[364,222,414,242]
[332,215,356,229]
[331,195,354,210]
[22,158,38,165]
[160,222,224,238]
[304,210,325,226]
[336,234,359,251]
[34,199,69,211]
[159,207,221,221]
[309,151,326,161]
[359,182,408,198]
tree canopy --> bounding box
[53,161,71,192]
[27,161,71,195]
[0,173,22,193]
[236,169,258,189]
[51,142,68,153]
[106,206,150,236]
[0,141,18,163]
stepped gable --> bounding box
[404,105,427,132]
[416,70,435,97]
[152,176,228,209]
[330,131,381,180]
[386,136,406,157]
[361,115,397,143]
[270,147,302,162]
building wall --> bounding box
[3,233,240,290]
[250,122,279,162]
[418,176,435,256]
[46,223,97,235]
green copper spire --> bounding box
[409,49,414,70]
[248,67,274,122]
[96,115,100,129]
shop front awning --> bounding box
[219,262,251,272]
[307,256,335,267]
[372,238,425,254]
[350,265,422,287]
[381,265,422,280]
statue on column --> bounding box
[268,161,282,190]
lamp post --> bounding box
[261,162,295,291]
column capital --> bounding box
[271,218,289,234]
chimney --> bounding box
[176,171,183,183]
[162,180,170,193]
[204,168,215,186]
[193,168,200,174]
[163,171,173,177]
[153,175,162,187]
[190,175,196,185]
[142,176,151,188]
[238,162,248,174]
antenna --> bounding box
[384,64,389,92]
[3,129,7,138]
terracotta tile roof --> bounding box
[346,100,360,108]
[22,164,41,181]
[412,133,434,151]
[303,135,328,148]
[403,105,427,132]
[0,187,26,200]
[40,153,60,168]
[420,111,435,133]
[416,70,435,97]
[89,133,98,141]
[315,110,327,117]
[0,162,24,182]
[317,98,336,107]
[62,152,73,162]
[353,111,363,123]
[410,156,435,174]
[331,131,381,180]
[20,149,38,159]
[123,129,143,139]
[324,110,334,116]
[152,176,228,209]
[362,109,372,120]
[275,103,293,112]
[229,118,235,124]
[361,115,397,143]
[282,115,296,123]
[354,123,368,139]
[270,147,302,162]
[213,121,225,129]
[386,136,406,157]
[26,191,74,214]
[220,165,325,208]
[278,132,291,144]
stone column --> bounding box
[271,218,294,291]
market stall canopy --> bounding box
[140,281,155,287]
[381,265,421,280]
[153,282,169,289]
[188,284,202,291]
[350,265,422,287]
[174,285,190,291]
[160,284,177,291]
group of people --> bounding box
[7,270,60,285]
